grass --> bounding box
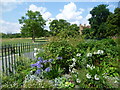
[1,37,48,45]
[0,37,48,57]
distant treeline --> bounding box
[0,33,22,38]
[0,30,51,38]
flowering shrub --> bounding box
[43,41,76,73]
[30,57,54,78]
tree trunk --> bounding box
[32,36,35,43]
[32,30,35,43]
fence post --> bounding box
[4,45,8,75]
[1,45,4,73]
[8,44,11,74]
[10,45,14,73]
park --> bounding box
[0,2,120,89]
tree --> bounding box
[19,10,46,42]
[82,28,94,39]
[49,19,79,36]
[106,8,120,37]
[89,4,111,38]
[49,19,70,35]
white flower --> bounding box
[97,50,104,54]
[86,64,90,68]
[86,73,91,79]
[34,53,37,57]
[90,64,95,70]
[94,51,97,54]
[34,48,37,51]
[87,53,92,57]
[72,58,76,62]
[94,74,99,80]
[38,49,40,51]
[72,62,76,66]
[76,53,81,57]
[76,79,81,83]
[86,64,95,70]
[72,68,77,73]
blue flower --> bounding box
[31,64,37,67]
[56,57,63,60]
[48,59,53,62]
[45,67,51,72]
[43,60,48,63]
[37,64,43,68]
[35,69,41,74]
[38,57,43,61]
[36,60,43,64]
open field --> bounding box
[1,37,48,45]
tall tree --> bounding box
[106,8,120,37]
[49,19,79,36]
[89,4,111,38]
[49,19,70,35]
[19,10,46,42]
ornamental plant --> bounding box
[43,40,76,73]
[30,57,54,79]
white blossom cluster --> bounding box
[86,64,95,70]
[86,73,99,80]
[69,58,76,72]
[24,75,42,84]
[94,50,104,55]
[33,48,40,57]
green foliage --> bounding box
[19,10,46,42]
[82,28,94,39]
[1,56,34,88]
[106,8,120,37]
[43,41,75,73]
[1,33,21,38]
[49,19,79,36]
[54,75,75,88]
[23,79,54,88]
[49,19,70,35]
[89,4,111,38]
[44,65,63,79]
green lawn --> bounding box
[1,37,48,45]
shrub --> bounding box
[43,40,76,73]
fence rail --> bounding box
[0,42,46,75]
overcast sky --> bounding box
[0,0,119,34]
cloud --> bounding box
[0,19,21,34]
[86,14,92,20]
[0,0,21,13]
[44,18,55,31]
[56,2,84,25]
[28,4,52,20]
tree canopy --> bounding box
[49,19,79,36]
[106,8,120,37]
[89,4,111,38]
[19,10,46,42]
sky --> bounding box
[0,0,119,34]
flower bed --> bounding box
[1,39,120,88]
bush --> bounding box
[1,56,34,88]
[43,40,76,73]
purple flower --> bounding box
[45,67,51,72]
[43,60,48,63]
[48,59,53,62]
[37,64,43,68]
[36,60,43,64]
[31,64,37,67]
[38,57,43,61]
[57,57,63,60]
[35,69,41,74]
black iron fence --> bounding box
[0,42,46,75]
